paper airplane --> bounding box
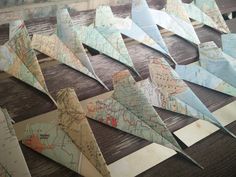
[136,59,236,138]
[86,70,202,168]
[0,108,31,177]
[31,33,110,90]
[0,20,56,105]
[183,2,220,32]
[22,88,111,177]
[55,9,108,90]
[222,33,236,58]
[199,41,236,88]
[193,0,230,33]
[175,63,236,97]
[137,0,200,45]
[75,6,140,76]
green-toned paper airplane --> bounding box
[22,88,111,177]
[137,59,236,138]
[75,6,140,76]
[0,20,56,105]
[0,108,31,177]
[222,33,236,58]
[193,0,230,33]
[55,8,108,90]
[145,0,200,45]
[86,70,202,168]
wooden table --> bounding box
[0,0,236,176]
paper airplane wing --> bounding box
[175,64,236,97]
[22,122,93,176]
[7,20,48,93]
[87,70,202,168]
[199,41,236,88]
[31,34,104,83]
[113,17,170,56]
[183,2,219,32]
[0,108,31,177]
[56,88,111,177]
[145,59,236,138]
[76,7,139,76]
[222,33,236,58]
[194,0,230,33]
[56,9,108,90]
[131,0,170,55]
[150,8,200,45]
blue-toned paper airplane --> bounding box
[222,33,236,58]
[145,0,200,45]
[176,41,236,97]
[193,0,230,33]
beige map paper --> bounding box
[0,108,31,177]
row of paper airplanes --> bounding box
[1,0,236,176]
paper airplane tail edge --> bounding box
[47,93,58,107]
[96,77,110,91]
[221,126,236,139]
[178,150,204,169]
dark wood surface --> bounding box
[0,0,236,177]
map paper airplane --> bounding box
[198,42,236,89]
[55,9,108,90]
[137,59,236,138]
[183,2,220,32]
[222,33,236,58]
[0,20,56,105]
[86,70,202,168]
[140,0,200,45]
[175,63,236,97]
[0,108,31,177]
[22,88,111,177]
[75,6,140,76]
[193,0,230,33]
[31,33,109,90]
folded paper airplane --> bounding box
[90,5,177,65]
[222,33,236,58]
[193,0,230,33]
[31,9,109,90]
[22,88,111,177]
[183,2,220,32]
[0,108,31,177]
[86,70,202,168]
[0,20,56,105]
[57,9,108,90]
[74,6,140,76]
[136,0,200,45]
[137,58,235,138]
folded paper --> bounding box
[76,6,140,76]
[222,33,236,58]
[86,70,202,168]
[22,88,110,177]
[176,42,236,95]
[199,41,236,88]
[0,108,31,177]
[0,20,56,105]
[145,0,200,44]
[137,59,235,138]
[175,63,236,97]
[183,2,220,32]
[56,9,108,90]
[193,0,230,33]
[32,34,110,89]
